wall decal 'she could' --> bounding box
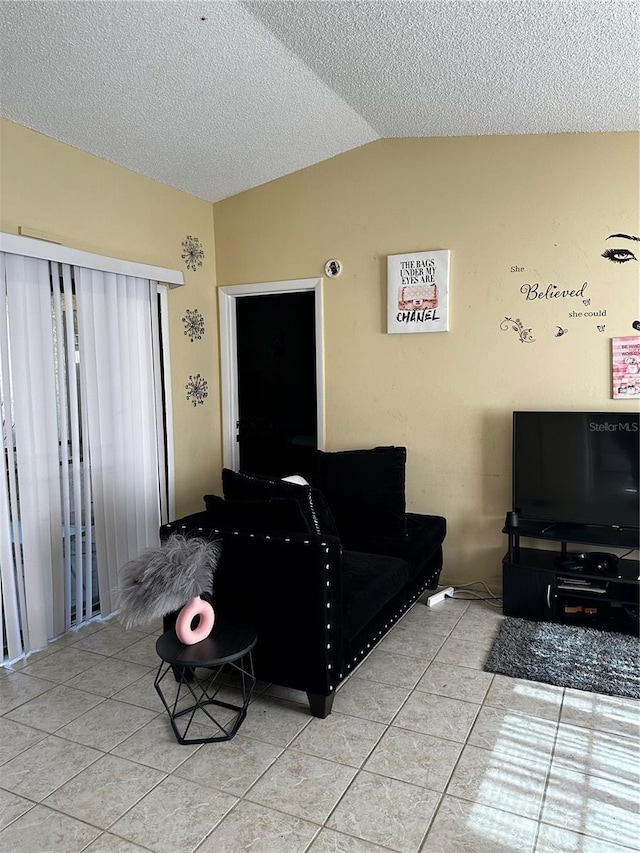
[500,317,535,343]
[185,374,209,407]
[181,235,205,271]
[182,308,205,342]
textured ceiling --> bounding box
[1,1,638,203]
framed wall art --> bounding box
[387,249,450,334]
[612,335,640,399]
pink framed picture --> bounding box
[612,336,640,399]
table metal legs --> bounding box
[154,652,255,744]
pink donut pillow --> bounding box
[175,596,215,644]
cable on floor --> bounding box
[451,580,503,607]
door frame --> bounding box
[218,277,325,471]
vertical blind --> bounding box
[0,251,171,661]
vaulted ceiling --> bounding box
[1,1,638,202]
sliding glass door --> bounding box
[1,253,172,662]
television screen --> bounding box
[513,411,640,532]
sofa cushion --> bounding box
[341,550,409,641]
[203,494,310,533]
[340,513,447,582]
[221,468,337,536]
[317,446,407,537]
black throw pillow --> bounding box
[203,494,310,533]
[316,446,407,537]
[221,469,338,536]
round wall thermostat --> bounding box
[324,259,342,278]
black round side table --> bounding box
[154,619,257,745]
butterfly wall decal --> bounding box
[555,327,568,337]
[597,325,605,332]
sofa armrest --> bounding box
[406,512,447,547]
[161,514,344,697]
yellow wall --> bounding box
[2,121,638,587]
[0,119,220,517]
[213,134,640,587]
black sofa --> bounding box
[160,447,446,717]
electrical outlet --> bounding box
[426,586,455,607]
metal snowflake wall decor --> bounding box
[181,235,205,271]
[182,308,205,342]
[185,374,209,407]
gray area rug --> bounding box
[484,617,640,699]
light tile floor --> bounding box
[1,595,638,852]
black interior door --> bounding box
[236,291,317,479]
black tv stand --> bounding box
[503,521,639,635]
[510,521,639,551]
[554,551,620,574]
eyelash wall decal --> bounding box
[601,248,637,264]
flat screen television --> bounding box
[512,411,640,535]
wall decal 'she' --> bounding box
[555,327,568,337]
[500,317,535,343]
[182,308,205,342]
[185,374,208,407]
[181,235,205,271]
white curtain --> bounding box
[1,254,65,655]
[1,253,165,661]
[75,268,161,616]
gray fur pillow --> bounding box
[117,535,221,629]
